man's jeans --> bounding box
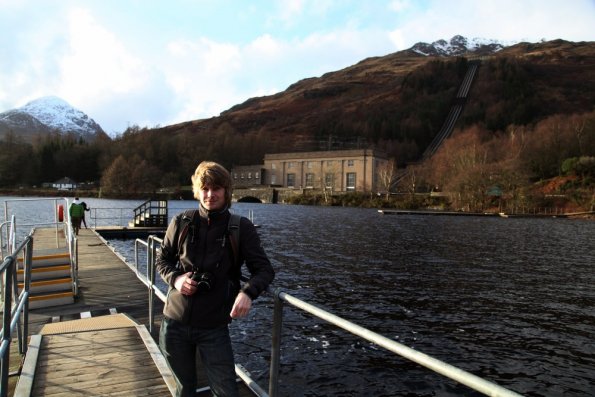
[159,317,238,397]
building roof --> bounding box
[264,149,387,161]
[53,177,77,184]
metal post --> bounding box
[0,256,13,397]
[54,199,59,248]
[268,288,284,397]
[12,256,22,356]
[148,237,155,334]
[22,238,32,355]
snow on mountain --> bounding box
[19,96,105,138]
[410,35,512,57]
[0,96,107,142]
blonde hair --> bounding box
[191,161,232,207]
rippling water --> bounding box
[4,197,594,396]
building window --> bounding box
[287,173,296,188]
[326,160,333,166]
[240,173,244,179]
[305,173,314,187]
[306,161,313,169]
[248,172,252,179]
[255,172,259,179]
[271,174,277,184]
[287,162,294,169]
[325,173,334,188]
[272,163,276,170]
[347,160,354,167]
[346,172,356,190]
[233,173,238,179]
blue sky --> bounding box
[1,0,593,136]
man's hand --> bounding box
[174,272,197,295]
[230,291,252,318]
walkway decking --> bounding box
[17,314,176,396]
[26,228,162,333]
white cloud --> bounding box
[59,8,148,104]
[162,37,244,124]
[387,0,595,48]
[388,0,411,13]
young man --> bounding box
[157,161,274,397]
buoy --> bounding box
[57,205,64,222]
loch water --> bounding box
[4,197,595,396]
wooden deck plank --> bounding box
[31,328,171,396]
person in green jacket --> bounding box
[69,197,84,235]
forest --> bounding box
[1,55,594,213]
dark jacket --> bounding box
[156,206,274,328]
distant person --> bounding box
[156,161,275,397]
[69,197,84,235]
[80,201,90,228]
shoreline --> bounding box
[1,189,593,219]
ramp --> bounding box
[17,246,74,309]
[14,314,177,396]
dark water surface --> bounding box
[227,204,594,397]
[5,198,594,396]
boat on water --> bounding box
[0,197,524,397]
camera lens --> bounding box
[194,272,214,293]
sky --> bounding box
[1,0,594,136]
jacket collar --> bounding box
[198,204,229,224]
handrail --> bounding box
[3,197,68,249]
[2,197,78,297]
[132,199,168,228]
[89,207,133,228]
[0,221,13,264]
[0,231,33,397]
[269,289,522,397]
[135,233,522,397]
[132,235,166,333]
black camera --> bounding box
[191,271,215,294]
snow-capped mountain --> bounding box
[410,35,511,57]
[0,96,107,142]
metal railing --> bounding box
[2,198,66,249]
[268,290,522,397]
[133,235,166,334]
[132,199,168,227]
[0,221,15,264]
[89,207,135,228]
[132,234,523,397]
[2,197,79,297]
[0,225,33,397]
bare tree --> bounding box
[376,158,398,199]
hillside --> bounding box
[153,39,595,166]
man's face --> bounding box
[199,184,225,211]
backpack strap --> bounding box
[177,209,198,255]
[177,210,241,266]
[227,213,242,266]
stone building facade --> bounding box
[230,165,266,188]
[232,149,388,193]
